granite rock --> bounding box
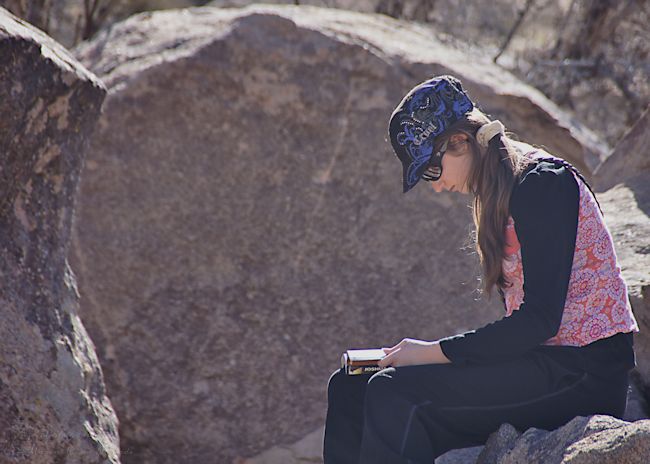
[71,4,610,463]
[476,415,650,464]
[593,108,650,399]
[594,106,650,192]
[0,7,119,464]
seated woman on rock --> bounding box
[323,75,639,464]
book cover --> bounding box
[341,348,386,375]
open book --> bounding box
[341,348,386,375]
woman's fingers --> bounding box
[382,339,406,353]
[378,347,400,368]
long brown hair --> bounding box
[435,108,536,300]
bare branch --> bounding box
[494,0,535,64]
[550,0,577,59]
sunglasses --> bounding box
[421,139,448,182]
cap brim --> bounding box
[390,119,433,194]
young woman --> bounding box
[323,75,639,464]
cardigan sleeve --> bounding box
[438,162,580,366]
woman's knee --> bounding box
[364,365,447,411]
[327,367,371,403]
[364,367,399,406]
[327,368,344,400]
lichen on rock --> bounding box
[0,6,119,464]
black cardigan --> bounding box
[438,160,635,375]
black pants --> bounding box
[323,349,629,464]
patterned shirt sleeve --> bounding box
[438,162,580,365]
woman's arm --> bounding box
[377,338,452,368]
[438,162,580,366]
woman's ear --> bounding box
[447,134,470,155]
[449,133,468,145]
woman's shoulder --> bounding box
[509,147,580,216]
[510,142,577,188]
[517,158,570,186]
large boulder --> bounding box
[0,7,119,464]
[597,184,650,396]
[71,4,609,463]
[594,106,650,192]
[593,108,650,404]
[475,416,650,464]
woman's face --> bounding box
[427,133,473,194]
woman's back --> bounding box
[503,149,639,348]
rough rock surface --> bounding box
[475,415,650,464]
[71,4,609,463]
[436,445,486,464]
[594,106,650,192]
[593,108,650,404]
[598,184,650,391]
[0,7,119,464]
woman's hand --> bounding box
[377,338,451,368]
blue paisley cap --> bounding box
[388,75,475,193]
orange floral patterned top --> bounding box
[502,151,639,346]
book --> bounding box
[341,348,386,375]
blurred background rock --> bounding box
[1,0,648,147]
